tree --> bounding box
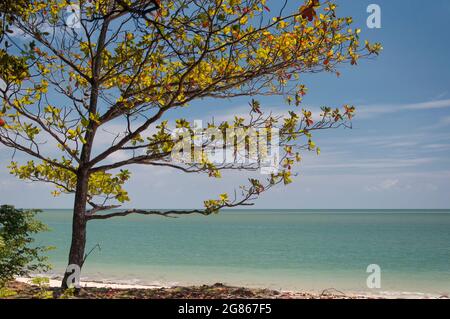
[0,0,381,288]
[0,205,52,287]
[0,0,30,41]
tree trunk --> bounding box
[61,170,89,289]
[60,17,106,289]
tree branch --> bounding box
[87,209,207,220]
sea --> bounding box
[32,209,450,297]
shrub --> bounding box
[0,205,52,287]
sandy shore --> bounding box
[12,277,446,299]
[16,277,166,290]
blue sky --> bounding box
[1,0,450,209]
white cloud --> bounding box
[302,156,436,171]
[365,178,440,193]
[199,103,326,124]
[422,143,450,151]
[379,179,399,190]
[357,99,450,119]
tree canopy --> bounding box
[0,205,52,286]
[0,0,381,217]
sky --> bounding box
[1,0,450,209]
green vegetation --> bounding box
[0,1,381,287]
[0,205,52,288]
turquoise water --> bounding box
[34,210,450,296]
